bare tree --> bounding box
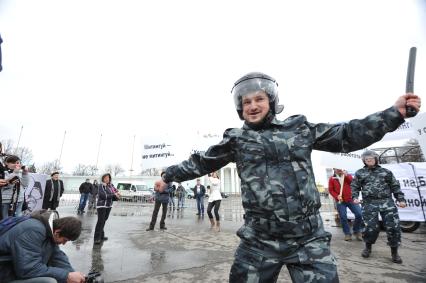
[1,139,34,165]
[73,164,90,176]
[1,139,14,153]
[70,164,98,176]
[399,139,425,162]
[17,147,34,165]
[37,159,61,174]
[140,168,163,176]
[104,163,125,177]
[27,164,37,173]
[86,165,98,176]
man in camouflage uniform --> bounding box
[157,72,421,282]
[351,150,407,264]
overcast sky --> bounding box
[0,0,425,181]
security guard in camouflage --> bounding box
[351,150,407,264]
[159,72,420,282]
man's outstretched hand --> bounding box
[395,93,421,118]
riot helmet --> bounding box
[231,72,284,120]
[361,150,379,166]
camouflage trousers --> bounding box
[362,199,401,247]
[229,221,339,283]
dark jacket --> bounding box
[96,183,117,208]
[43,179,64,205]
[0,210,74,283]
[175,185,185,198]
[351,165,406,202]
[79,182,93,194]
[163,106,404,237]
[91,182,99,195]
[155,183,171,203]
[192,185,206,198]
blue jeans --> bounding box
[168,196,175,208]
[78,193,89,211]
[337,202,363,235]
[196,196,204,214]
[1,202,23,219]
[1,204,9,219]
[177,196,185,208]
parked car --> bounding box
[116,182,154,202]
[185,188,194,199]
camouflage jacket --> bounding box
[351,165,405,202]
[164,106,404,223]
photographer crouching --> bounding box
[0,210,87,283]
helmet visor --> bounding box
[232,77,278,111]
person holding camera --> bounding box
[93,173,119,245]
[0,210,85,283]
[1,155,29,219]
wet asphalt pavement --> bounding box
[57,197,426,283]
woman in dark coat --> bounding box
[94,173,119,244]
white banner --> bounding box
[347,162,426,222]
[381,120,415,141]
[319,150,365,172]
[24,173,48,213]
[140,136,185,170]
[140,132,223,170]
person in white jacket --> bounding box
[207,171,222,231]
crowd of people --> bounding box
[0,71,421,283]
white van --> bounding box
[116,181,154,202]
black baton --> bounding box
[405,47,417,117]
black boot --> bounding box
[361,243,372,258]
[391,247,402,264]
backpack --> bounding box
[0,216,31,237]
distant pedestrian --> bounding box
[168,184,176,210]
[94,173,120,244]
[192,179,206,216]
[176,183,185,210]
[88,179,98,210]
[77,178,93,214]
[207,172,222,231]
[146,172,170,231]
[328,168,363,241]
[42,172,64,211]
